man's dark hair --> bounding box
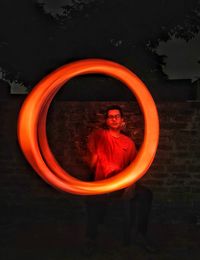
[104,105,124,118]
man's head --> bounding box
[105,105,125,131]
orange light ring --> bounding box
[17,59,159,195]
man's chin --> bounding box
[110,125,120,130]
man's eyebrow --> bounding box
[108,114,120,116]
[108,113,120,114]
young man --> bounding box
[84,105,155,254]
[87,105,137,186]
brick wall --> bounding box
[1,94,200,224]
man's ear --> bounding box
[121,119,126,130]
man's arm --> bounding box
[86,129,101,170]
[80,150,97,170]
[129,141,137,164]
[87,152,98,170]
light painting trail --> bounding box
[17,59,159,195]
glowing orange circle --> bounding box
[17,59,159,195]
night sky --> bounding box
[0,0,199,100]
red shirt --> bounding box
[87,129,137,180]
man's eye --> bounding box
[108,115,120,119]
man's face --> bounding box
[106,109,124,130]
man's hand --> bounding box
[90,153,98,170]
[122,183,136,199]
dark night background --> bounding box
[0,0,200,259]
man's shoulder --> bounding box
[91,128,106,135]
[121,132,133,141]
[120,133,135,146]
[89,128,106,139]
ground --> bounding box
[1,218,200,260]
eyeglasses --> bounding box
[107,114,121,120]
